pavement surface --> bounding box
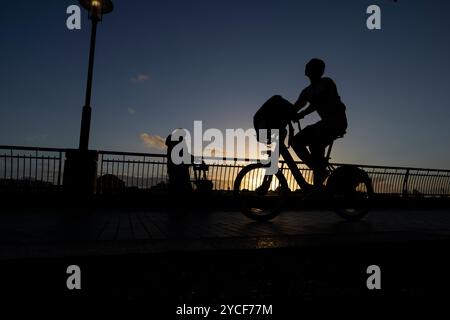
[1,207,449,260]
[1,206,450,307]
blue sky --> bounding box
[1,0,449,169]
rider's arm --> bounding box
[297,104,316,119]
[293,89,309,112]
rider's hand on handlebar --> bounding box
[295,111,306,120]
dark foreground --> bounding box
[1,236,450,313]
[0,201,449,313]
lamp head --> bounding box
[79,0,114,21]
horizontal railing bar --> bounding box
[0,145,67,153]
[98,150,166,157]
[325,163,450,173]
[0,155,60,160]
[101,161,166,166]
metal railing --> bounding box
[1,145,450,197]
[0,145,64,192]
[97,151,168,193]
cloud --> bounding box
[127,107,136,115]
[140,133,167,151]
[131,74,150,83]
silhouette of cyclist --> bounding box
[292,58,348,186]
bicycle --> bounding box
[233,120,374,221]
[192,162,213,193]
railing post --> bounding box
[57,151,63,187]
[10,149,13,179]
[98,154,102,194]
[62,149,98,196]
[35,150,38,181]
[402,169,410,197]
[3,153,6,179]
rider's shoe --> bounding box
[255,176,272,195]
[313,168,329,188]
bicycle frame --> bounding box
[262,119,338,191]
[272,131,336,191]
[278,144,312,190]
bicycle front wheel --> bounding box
[234,163,288,221]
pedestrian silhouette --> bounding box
[165,131,192,195]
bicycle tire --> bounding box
[234,163,288,221]
[327,165,373,221]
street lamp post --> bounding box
[63,0,114,196]
[79,0,114,150]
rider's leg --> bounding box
[291,126,315,169]
[255,175,273,195]
[309,143,328,186]
[256,128,287,194]
[310,122,338,186]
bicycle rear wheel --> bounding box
[234,163,288,221]
[327,165,373,221]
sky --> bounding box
[1,0,450,169]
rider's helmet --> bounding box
[305,58,325,81]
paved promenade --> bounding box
[1,206,450,305]
[1,207,449,260]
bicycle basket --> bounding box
[254,95,294,143]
